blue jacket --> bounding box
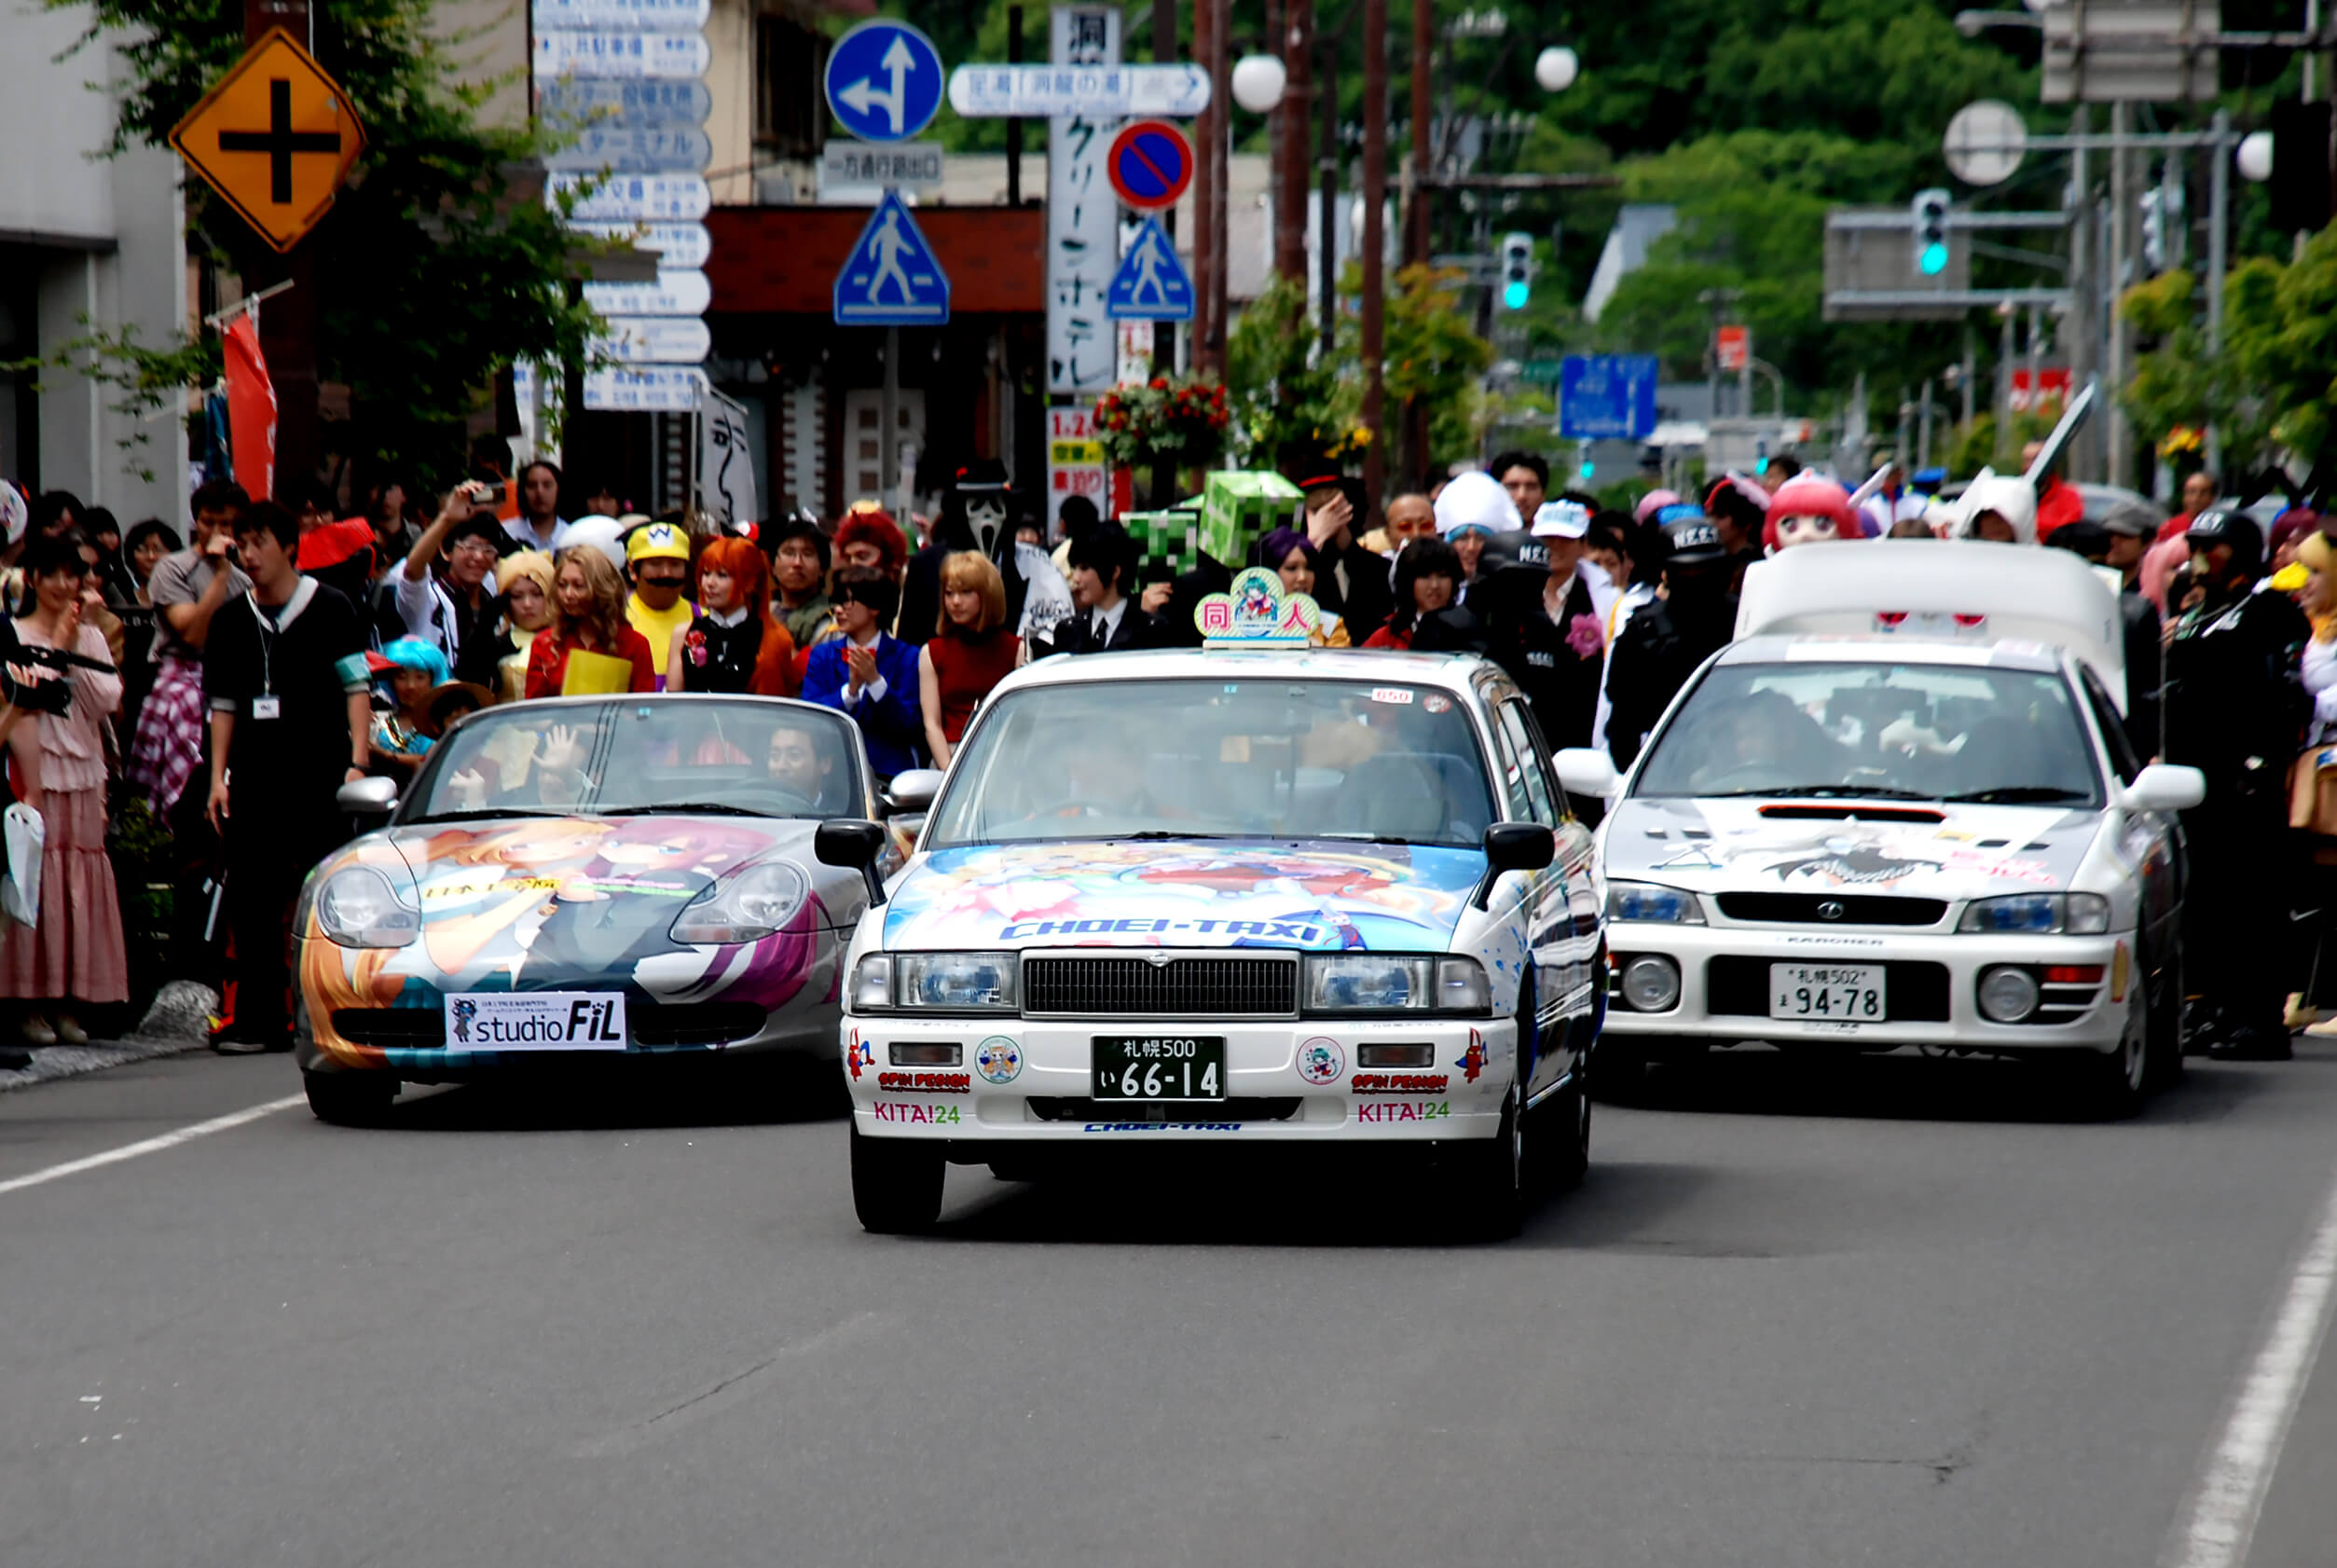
[802,632,925,778]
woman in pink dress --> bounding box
[2,530,128,1044]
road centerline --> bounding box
[2163,1161,2337,1568]
[0,1093,307,1196]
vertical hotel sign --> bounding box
[1045,6,1121,395]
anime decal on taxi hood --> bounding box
[1602,798,2096,894]
[301,816,842,1068]
[883,840,1489,951]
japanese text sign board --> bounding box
[1558,354,1659,442]
[1046,5,1121,395]
[824,20,945,144]
[948,63,1211,117]
[168,30,365,253]
[1107,120,1192,209]
[1046,406,1108,527]
[1715,324,1750,372]
[832,190,952,326]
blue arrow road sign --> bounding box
[1559,353,1660,441]
[833,190,951,326]
[824,20,944,144]
[1105,217,1193,322]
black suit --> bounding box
[1312,539,1394,644]
[1039,603,1169,657]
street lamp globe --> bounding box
[1230,54,1287,115]
[2237,131,2274,183]
[1533,46,1579,93]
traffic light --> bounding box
[1754,436,1769,476]
[1911,188,1951,277]
[1498,232,1533,309]
[1576,440,1594,481]
[2268,100,2334,235]
[2138,187,2165,273]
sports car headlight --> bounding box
[1604,881,1706,925]
[854,952,1019,1012]
[313,867,420,949]
[1958,892,2110,935]
[669,861,809,945]
[1303,955,1490,1014]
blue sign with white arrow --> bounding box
[824,20,944,144]
[1105,217,1194,322]
[1559,353,1660,441]
[833,190,951,326]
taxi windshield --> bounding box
[923,678,1497,848]
[406,699,863,821]
[1633,661,2103,807]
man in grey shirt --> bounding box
[128,479,253,813]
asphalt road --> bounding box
[6,1043,2337,1568]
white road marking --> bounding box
[0,1093,306,1197]
[2164,1163,2337,1568]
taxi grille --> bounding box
[1022,956,1298,1018]
[1716,893,1948,927]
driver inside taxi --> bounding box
[1686,691,1841,791]
[768,722,843,812]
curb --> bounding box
[0,1034,213,1093]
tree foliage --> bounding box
[49,0,602,485]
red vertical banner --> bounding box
[222,312,278,502]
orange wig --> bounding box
[697,535,796,695]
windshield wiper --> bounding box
[601,803,776,818]
[1703,785,1934,800]
[1317,832,1431,844]
[407,808,571,823]
[1116,831,1241,841]
[1936,786,2090,804]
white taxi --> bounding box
[1554,542,2204,1116]
[815,573,1604,1236]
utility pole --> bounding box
[1317,31,1338,355]
[1194,0,1225,374]
[2206,106,2230,475]
[244,0,317,500]
[1359,0,1387,504]
[2106,100,2132,487]
[1206,0,1230,376]
[1276,0,1313,282]
[1402,0,1432,480]
[1151,0,1174,375]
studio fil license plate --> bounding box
[1093,1036,1226,1101]
[1769,964,1885,1023]
[444,992,628,1052]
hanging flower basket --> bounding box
[1093,375,1231,471]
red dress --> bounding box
[927,628,1021,743]
[524,626,658,697]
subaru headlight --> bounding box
[1303,955,1490,1015]
[1604,881,1706,925]
[851,951,1019,1013]
[313,866,420,949]
[669,861,809,945]
[1958,892,2110,935]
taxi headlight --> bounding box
[1959,893,2110,935]
[1304,955,1490,1015]
[865,952,1019,1012]
[669,862,808,945]
[1605,881,1706,925]
[313,867,420,949]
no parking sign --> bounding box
[1107,120,1192,210]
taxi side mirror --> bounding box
[2124,763,2206,813]
[1477,821,1556,908]
[816,818,889,906]
[884,768,944,817]
[1552,748,1621,801]
[337,776,399,818]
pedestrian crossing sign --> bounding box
[1105,217,1192,322]
[833,189,951,326]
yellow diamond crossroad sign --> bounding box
[169,30,364,253]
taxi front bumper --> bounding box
[843,1015,1524,1142]
[1601,921,2134,1052]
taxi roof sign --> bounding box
[1736,539,2127,709]
[169,30,365,253]
[1196,568,1324,648]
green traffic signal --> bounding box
[1919,241,1949,276]
[1504,281,1530,309]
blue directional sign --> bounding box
[1105,217,1193,322]
[833,190,951,326]
[824,20,944,144]
[1559,353,1660,441]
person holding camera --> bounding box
[386,481,506,675]
[0,530,126,1047]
